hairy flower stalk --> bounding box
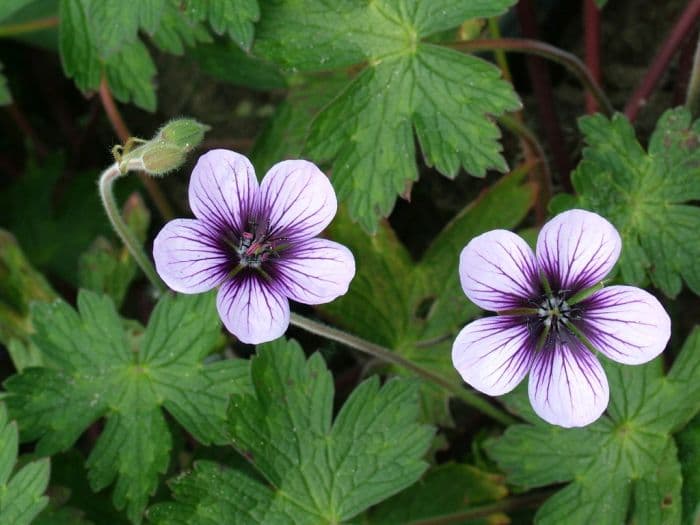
[452,210,671,427]
[153,150,356,344]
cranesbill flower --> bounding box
[452,209,670,427]
[153,149,356,344]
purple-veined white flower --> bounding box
[153,149,356,344]
[452,209,670,427]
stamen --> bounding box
[231,217,285,271]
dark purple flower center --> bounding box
[538,295,573,331]
[219,217,289,281]
[521,289,586,351]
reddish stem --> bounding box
[583,0,601,113]
[516,0,571,179]
[449,38,613,115]
[0,16,58,37]
[99,78,130,143]
[624,0,700,121]
[98,77,175,220]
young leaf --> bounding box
[488,327,700,524]
[4,291,251,524]
[554,108,700,298]
[0,403,51,525]
[148,338,434,524]
[183,0,260,51]
[320,169,535,425]
[255,1,520,231]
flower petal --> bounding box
[529,340,609,428]
[188,149,258,233]
[452,316,534,396]
[578,285,671,365]
[459,230,539,311]
[259,160,337,239]
[216,276,290,344]
[274,238,356,305]
[536,209,621,292]
[153,219,228,293]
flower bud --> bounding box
[156,119,210,153]
[139,141,187,176]
[118,118,210,176]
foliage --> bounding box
[255,0,521,231]
[678,414,700,525]
[552,108,700,298]
[57,0,259,110]
[0,228,56,371]
[0,155,113,285]
[320,168,535,426]
[4,291,250,523]
[0,403,50,525]
[359,463,508,524]
[489,328,700,524]
[1,1,699,524]
[148,338,433,524]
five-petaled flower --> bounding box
[153,149,356,344]
[452,209,671,427]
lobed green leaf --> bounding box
[555,108,700,298]
[0,404,51,525]
[184,0,260,50]
[149,338,433,524]
[488,327,700,524]
[4,291,250,523]
[256,0,520,231]
[320,168,535,425]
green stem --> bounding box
[288,313,517,426]
[448,37,614,117]
[99,160,167,294]
[487,18,512,82]
[406,490,555,525]
[0,16,58,37]
[686,34,700,119]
